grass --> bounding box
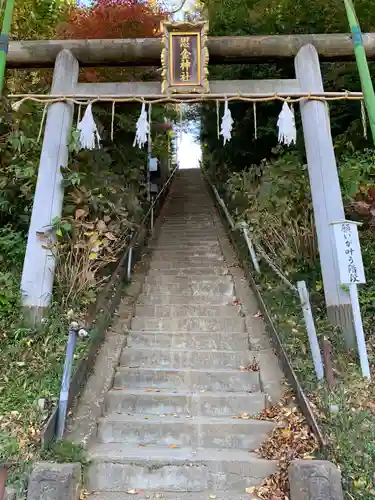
[41,440,89,465]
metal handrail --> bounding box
[55,165,178,440]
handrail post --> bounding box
[150,200,154,232]
[243,227,260,274]
[56,322,79,440]
[297,281,324,380]
[127,243,133,280]
[237,222,261,274]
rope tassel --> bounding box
[133,102,149,149]
[77,103,101,150]
[277,101,296,146]
[220,99,234,145]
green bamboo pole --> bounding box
[0,0,15,96]
[343,0,375,143]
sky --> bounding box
[177,129,201,169]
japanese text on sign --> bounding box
[332,221,366,285]
[170,33,199,85]
[180,37,191,81]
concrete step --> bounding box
[157,234,219,242]
[127,331,249,351]
[155,239,220,247]
[87,445,277,492]
[146,267,228,277]
[130,316,245,334]
[98,414,275,450]
[161,208,214,211]
[134,304,239,318]
[159,212,214,218]
[151,251,223,261]
[148,260,226,271]
[86,491,267,500]
[150,242,220,250]
[137,294,234,306]
[158,227,218,233]
[160,223,215,230]
[113,367,260,393]
[105,389,266,416]
[145,275,232,285]
[164,205,213,208]
[151,255,224,265]
[142,281,234,296]
[120,347,255,370]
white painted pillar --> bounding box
[295,44,355,348]
[21,49,79,323]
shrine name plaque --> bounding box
[161,21,209,94]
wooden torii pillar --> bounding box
[295,44,354,347]
[21,49,78,323]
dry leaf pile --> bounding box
[252,392,318,499]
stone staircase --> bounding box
[86,169,281,499]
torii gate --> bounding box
[10,26,366,347]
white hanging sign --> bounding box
[133,102,149,149]
[331,220,366,285]
[220,99,233,145]
[277,102,296,146]
[149,157,158,172]
[77,103,101,150]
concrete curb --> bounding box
[213,218,284,406]
[289,460,343,499]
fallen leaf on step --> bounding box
[239,358,260,372]
[209,495,217,499]
[245,487,255,493]
[169,444,178,448]
[126,489,144,495]
[146,388,153,392]
[137,443,146,447]
[240,412,250,420]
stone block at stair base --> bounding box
[5,487,16,500]
[27,462,81,500]
[288,460,343,500]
